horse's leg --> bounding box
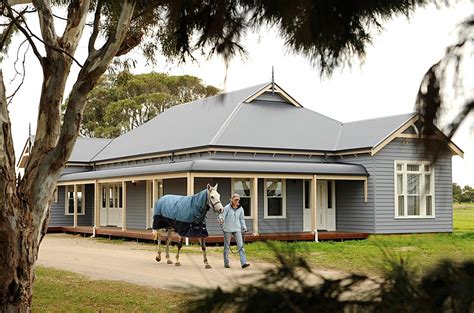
[154,230,162,262]
[165,228,173,264]
[175,236,183,266]
[199,238,212,269]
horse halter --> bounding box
[207,190,222,210]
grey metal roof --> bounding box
[69,137,113,162]
[86,81,422,163]
[335,113,416,151]
[91,83,269,162]
[213,99,342,151]
[58,159,368,182]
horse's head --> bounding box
[207,183,224,214]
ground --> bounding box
[34,204,474,311]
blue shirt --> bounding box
[218,204,247,233]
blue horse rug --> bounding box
[152,189,209,237]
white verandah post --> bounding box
[122,181,127,231]
[73,184,78,228]
[311,175,318,242]
[251,176,259,235]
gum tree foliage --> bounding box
[0,0,454,311]
[80,71,219,138]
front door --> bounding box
[317,181,328,230]
[100,184,123,227]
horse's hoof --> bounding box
[167,260,173,264]
[175,262,181,267]
[205,264,212,269]
[155,256,161,262]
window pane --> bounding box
[397,174,403,194]
[266,180,282,197]
[119,186,123,208]
[268,198,282,216]
[424,165,431,172]
[407,164,420,171]
[234,179,251,197]
[398,195,405,216]
[68,192,74,214]
[407,196,420,215]
[396,164,402,171]
[426,195,432,216]
[304,181,310,209]
[327,182,332,209]
[240,197,251,217]
[425,175,431,194]
[109,188,113,207]
[407,174,420,194]
[77,191,83,212]
[102,187,106,207]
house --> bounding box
[18,82,463,241]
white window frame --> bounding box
[394,161,435,219]
[264,178,286,219]
[231,178,253,219]
[65,185,86,216]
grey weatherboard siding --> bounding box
[126,181,147,229]
[258,179,303,234]
[374,138,452,233]
[49,184,94,227]
[336,154,375,233]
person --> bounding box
[218,193,250,269]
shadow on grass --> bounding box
[185,242,474,313]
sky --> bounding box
[3,2,473,187]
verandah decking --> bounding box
[47,226,369,243]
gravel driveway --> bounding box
[37,234,272,290]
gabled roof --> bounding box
[335,113,417,151]
[48,81,461,164]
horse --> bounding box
[151,183,224,269]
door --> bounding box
[303,180,311,231]
[100,184,123,227]
[317,181,328,230]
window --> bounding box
[395,161,434,218]
[232,178,252,217]
[304,180,310,209]
[264,179,286,218]
[65,185,85,215]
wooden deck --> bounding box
[47,226,369,243]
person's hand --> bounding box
[242,228,247,233]
[218,217,224,225]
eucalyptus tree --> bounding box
[0,0,445,311]
[82,72,219,138]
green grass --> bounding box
[184,207,474,276]
[33,267,186,312]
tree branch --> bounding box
[88,0,103,53]
[31,0,58,56]
[61,0,91,55]
[3,4,44,64]
[53,0,136,171]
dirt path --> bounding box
[37,234,273,290]
[37,234,352,291]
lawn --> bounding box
[195,205,474,276]
[33,267,186,312]
[32,205,473,311]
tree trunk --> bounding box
[0,1,136,311]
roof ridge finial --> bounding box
[271,66,275,96]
